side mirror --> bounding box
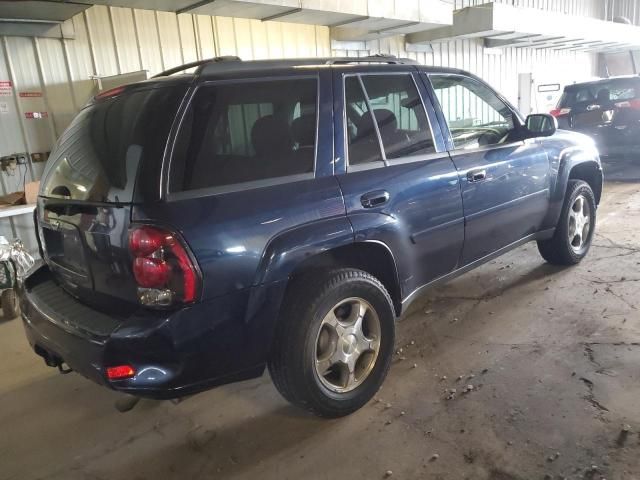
[525,113,557,137]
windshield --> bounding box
[41,85,185,203]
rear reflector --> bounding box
[106,365,136,380]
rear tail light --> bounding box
[128,225,200,307]
[614,99,640,110]
[550,107,571,117]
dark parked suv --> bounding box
[21,56,603,417]
[551,75,640,159]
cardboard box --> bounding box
[0,191,24,207]
[25,181,39,204]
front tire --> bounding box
[537,180,596,265]
[268,269,395,418]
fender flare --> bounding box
[253,216,355,286]
[543,146,602,229]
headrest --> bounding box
[251,115,292,156]
[356,109,398,139]
[291,113,316,147]
[596,88,610,103]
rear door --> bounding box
[333,66,464,300]
[426,73,551,264]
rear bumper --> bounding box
[20,266,286,399]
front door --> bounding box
[334,67,465,300]
[426,73,551,264]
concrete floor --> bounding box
[1,159,639,480]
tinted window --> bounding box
[345,76,383,165]
[430,75,516,150]
[560,78,640,108]
[360,75,435,159]
[172,78,317,192]
[41,86,185,202]
[345,74,435,166]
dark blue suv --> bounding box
[20,56,603,417]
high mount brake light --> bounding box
[128,225,200,306]
[94,86,126,100]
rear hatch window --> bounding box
[37,84,186,311]
[560,78,639,109]
[41,84,186,203]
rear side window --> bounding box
[171,78,317,192]
[560,79,640,108]
[41,86,185,202]
[345,74,435,166]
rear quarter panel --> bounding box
[132,176,349,300]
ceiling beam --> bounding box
[260,8,302,22]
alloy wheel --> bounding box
[568,194,591,253]
[314,297,381,393]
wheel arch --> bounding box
[287,241,402,316]
[543,145,603,230]
[568,160,603,205]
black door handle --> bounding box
[361,190,390,208]
[467,169,487,183]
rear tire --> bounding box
[537,180,596,265]
[2,288,19,319]
[268,269,395,418]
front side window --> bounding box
[171,78,317,192]
[345,74,435,166]
[430,75,516,150]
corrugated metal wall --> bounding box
[451,0,604,17]
[0,1,602,249]
[605,0,640,25]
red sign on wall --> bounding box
[0,81,12,97]
[19,91,43,98]
[24,111,48,119]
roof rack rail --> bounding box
[326,54,418,65]
[152,56,242,78]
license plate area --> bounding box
[41,221,92,287]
